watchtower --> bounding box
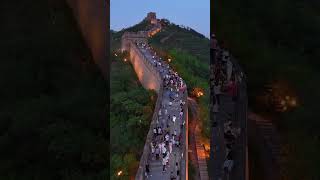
[146,12,157,24]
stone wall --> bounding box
[129,43,161,92]
[65,0,108,78]
[121,31,148,53]
[121,32,161,93]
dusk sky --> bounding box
[110,0,210,38]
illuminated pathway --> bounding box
[121,16,188,180]
[188,97,209,180]
[135,43,187,180]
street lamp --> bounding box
[117,170,123,176]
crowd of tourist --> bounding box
[210,33,243,177]
[136,42,186,179]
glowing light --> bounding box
[124,58,127,62]
[114,53,118,57]
[282,106,287,111]
[280,99,286,105]
[168,58,171,62]
[197,91,204,97]
[285,96,290,100]
[193,87,204,98]
[290,99,297,106]
[117,170,123,176]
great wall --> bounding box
[121,13,188,180]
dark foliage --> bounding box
[0,1,107,179]
[214,0,320,179]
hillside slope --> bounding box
[0,1,107,179]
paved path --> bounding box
[136,43,187,180]
[188,99,201,180]
[210,94,235,180]
[248,112,282,180]
[210,40,247,180]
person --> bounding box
[171,135,176,146]
[172,115,176,125]
[165,133,170,143]
[153,127,157,137]
[223,159,234,173]
[169,141,173,153]
[162,158,166,172]
[176,162,180,177]
[224,121,232,132]
[155,146,160,160]
[177,134,181,147]
[165,153,170,165]
[222,50,230,63]
[214,81,222,105]
[145,163,150,178]
[151,142,155,155]
[158,126,162,135]
[211,33,218,65]
[226,59,233,81]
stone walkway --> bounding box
[189,97,209,180]
[211,93,235,180]
[210,38,247,180]
[195,126,209,180]
[248,112,282,180]
[137,43,187,180]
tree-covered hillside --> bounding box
[110,30,156,179]
[0,1,107,179]
[214,0,320,179]
[110,53,156,180]
[150,21,210,64]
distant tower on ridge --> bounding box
[146,12,157,24]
